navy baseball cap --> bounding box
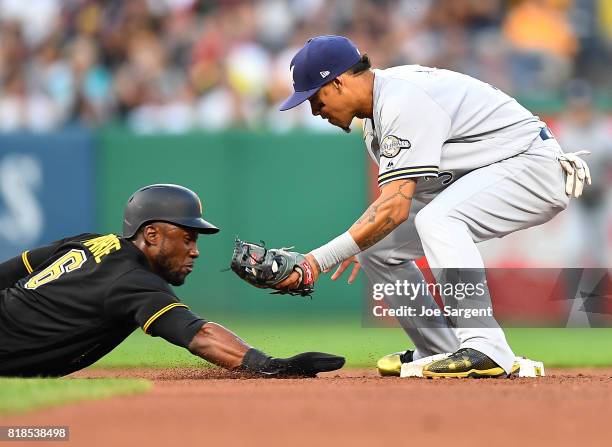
[279,35,361,111]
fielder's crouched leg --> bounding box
[357,218,460,376]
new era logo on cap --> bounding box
[279,35,361,111]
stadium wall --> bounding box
[95,127,368,318]
[0,129,95,260]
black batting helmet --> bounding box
[123,184,219,238]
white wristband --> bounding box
[310,232,360,272]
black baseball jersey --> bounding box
[0,233,206,377]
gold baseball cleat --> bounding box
[422,348,520,378]
[376,350,413,377]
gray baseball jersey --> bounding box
[363,65,545,195]
[359,65,569,373]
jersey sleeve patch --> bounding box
[380,135,411,158]
[378,165,439,186]
[142,303,189,334]
[21,251,33,274]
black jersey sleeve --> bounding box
[0,255,30,289]
[0,233,94,289]
[106,269,206,348]
[146,307,206,348]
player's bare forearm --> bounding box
[274,179,415,290]
[349,179,416,250]
[188,322,250,369]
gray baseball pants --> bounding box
[357,137,569,373]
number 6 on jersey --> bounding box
[25,249,87,290]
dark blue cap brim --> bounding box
[279,86,321,111]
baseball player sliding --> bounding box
[235,35,592,378]
[0,184,344,377]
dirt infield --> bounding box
[2,368,612,446]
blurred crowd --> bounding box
[0,0,611,133]
[0,0,609,264]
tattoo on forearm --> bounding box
[395,180,414,201]
[353,180,414,250]
[359,216,396,249]
[355,180,413,226]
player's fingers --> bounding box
[575,159,586,180]
[347,262,361,284]
[583,160,592,185]
[574,177,584,198]
[331,258,353,281]
[275,272,300,289]
[573,160,587,198]
[566,169,575,196]
[564,153,577,163]
[559,159,574,176]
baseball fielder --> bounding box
[272,35,591,378]
[0,184,344,377]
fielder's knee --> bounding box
[414,205,448,239]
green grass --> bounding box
[0,378,151,416]
[95,320,612,369]
[2,323,607,417]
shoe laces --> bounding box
[447,348,471,361]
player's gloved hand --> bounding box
[273,253,319,292]
[241,349,345,377]
[230,238,317,296]
[558,151,592,198]
[330,255,361,284]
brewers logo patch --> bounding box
[380,135,411,158]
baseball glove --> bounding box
[242,349,345,377]
[230,238,315,297]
